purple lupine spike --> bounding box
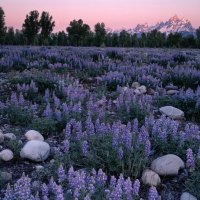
[186,148,195,171]
[144,139,151,157]
[43,103,53,119]
[62,139,70,153]
[124,177,133,200]
[148,186,158,200]
[14,173,31,200]
[3,183,14,200]
[110,176,117,189]
[118,147,123,160]
[86,116,95,136]
[75,121,82,140]
[133,179,140,197]
[65,122,71,139]
[18,92,25,106]
[57,164,66,184]
[110,183,123,200]
[49,176,56,192]
[41,183,49,197]
[82,140,89,156]
[133,118,139,133]
[96,169,107,186]
[55,185,64,200]
[10,91,18,105]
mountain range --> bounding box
[116,15,196,36]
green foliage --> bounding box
[0,7,6,44]
[67,19,91,46]
[31,118,57,137]
[184,161,200,199]
[155,96,200,122]
[40,11,55,41]
[2,105,33,126]
[94,22,106,47]
[22,10,40,44]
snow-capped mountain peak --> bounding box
[131,15,195,35]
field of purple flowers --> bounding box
[0,46,200,200]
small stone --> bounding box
[0,149,14,161]
[165,85,178,90]
[138,85,147,94]
[142,169,161,186]
[167,90,179,95]
[25,130,44,141]
[147,88,155,95]
[35,165,44,171]
[0,172,12,182]
[134,89,141,95]
[132,82,140,88]
[180,192,197,200]
[151,154,184,176]
[159,106,184,120]
[0,131,4,143]
[4,133,16,140]
[20,140,50,162]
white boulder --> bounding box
[151,154,184,176]
[142,169,161,186]
[159,106,184,120]
[25,130,44,141]
[0,149,14,161]
[20,140,50,162]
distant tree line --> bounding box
[0,7,200,48]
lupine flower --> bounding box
[186,148,195,171]
[3,183,14,200]
[84,194,91,200]
[118,146,123,160]
[144,139,151,157]
[124,177,133,200]
[43,103,53,118]
[55,185,64,200]
[57,164,66,183]
[96,169,107,186]
[14,173,31,200]
[133,179,140,197]
[82,140,89,156]
[148,186,158,200]
[65,122,71,139]
[62,139,70,153]
[110,176,117,189]
[41,183,49,197]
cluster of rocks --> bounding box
[0,130,50,163]
[132,82,148,95]
[141,154,197,200]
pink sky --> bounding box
[1,0,200,32]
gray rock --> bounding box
[0,172,12,182]
[20,140,50,162]
[180,192,197,200]
[138,85,147,94]
[165,85,178,90]
[167,90,179,95]
[151,154,185,176]
[35,165,44,171]
[4,133,16,140]
[132,82,140,88]
[25,130,44,141]
[159,106,184,120]
[142,169,161,186]
[0,149,14,161]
